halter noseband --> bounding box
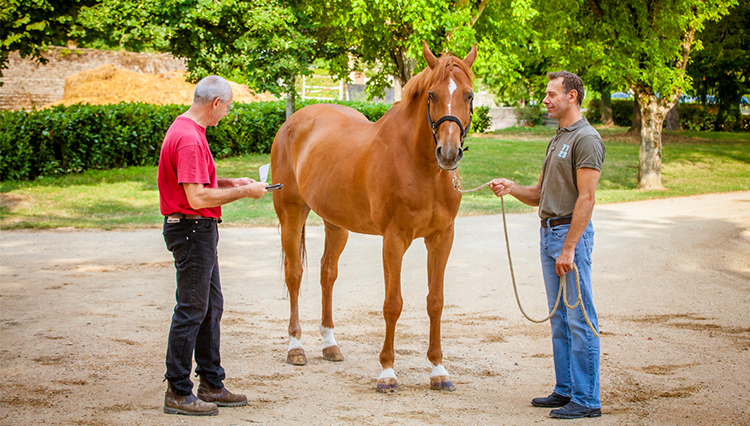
[427,97,473,150]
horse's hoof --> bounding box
[430,376,456,391]
[322,345,344,362]
[286,348,307,365]
[376,378,399,393]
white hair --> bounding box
[193,75,232,105]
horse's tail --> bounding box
[300,225,307,270]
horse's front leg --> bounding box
[424,224,456,391]
[377,231,412,393]
[320,221,349,361]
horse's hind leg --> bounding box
[319,221,349,361]
[276,197,311,365]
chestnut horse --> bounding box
[270,42,476,392]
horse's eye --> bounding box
[428,92,435,102]
[466,93,474,102]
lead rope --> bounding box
[451,171,599,337]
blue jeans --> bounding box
[163,218,225,395]
[540,221,600,409]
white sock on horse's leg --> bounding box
[430,364,450,378]
[319,324,338,349]
[288,336,303,352]
[378,368,397,380]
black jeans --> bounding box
[163,218,225,395]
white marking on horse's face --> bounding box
[430,364,450,377]
[319,324,337,349]
[447,78,456,115]
[288,336,303,351]
[378,368,397,380]
[447,78,457,133]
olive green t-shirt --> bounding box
[539,118,605,220]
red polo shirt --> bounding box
[158,116,221,218]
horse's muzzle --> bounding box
[436,145,464,170]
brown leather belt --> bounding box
[541,216,572,228]
[166,213,221,222]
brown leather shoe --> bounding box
[163,384,218,416]
[197,377,248,407]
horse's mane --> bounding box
[392,54,475,112]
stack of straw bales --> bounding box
[45,64,273,107]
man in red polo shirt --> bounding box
[158,75,268,416]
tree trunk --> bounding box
[601,90,614,126]
[632,27,692,190]
[637,94,669,190]
[664,103,680,130]
[391,47,417,102]
[628,92,641,134]
[285,75,296,120]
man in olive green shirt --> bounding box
[490,71,605,419]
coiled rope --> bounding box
[451,171,599,337]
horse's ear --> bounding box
[423,41,439,69]
[463,43,477,68]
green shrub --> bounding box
[208,101,286,158]
[741,115,750,132]
[471,105,492,133]
[0,110,36,181]
[611,100,633,127]
[585,99,602,124]
[516,106,545,127]
[586,99,633,126]
[0,100,393,181]
[679,104,717,131]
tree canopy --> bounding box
[688,0,750,129]
[0,0,97,85]
[546,0,736,189]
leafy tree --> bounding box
[72,0,169,52]
[0,0,97,85]
[472,0,547,106]
[158,0,325,119]
[688,0,750,130]
[77,0,352,118]
[554,0,735,190]
[76,0,496,109]
[328,0,489,100]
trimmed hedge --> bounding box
[0,103,185,181]
[0,99,491,181]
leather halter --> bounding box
[427,97,473,150]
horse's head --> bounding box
[423,41,476,171]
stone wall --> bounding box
[0,47,186,110]
[489,107,519,130]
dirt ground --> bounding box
[1,191,749,425]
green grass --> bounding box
[1,126,748,229]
